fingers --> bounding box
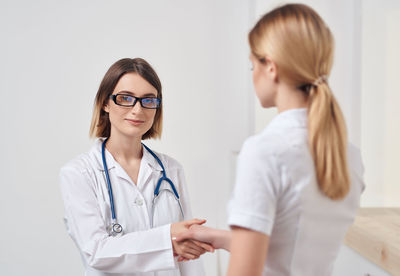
[175,240,215,262]
[185,246,204,257]
[183,218,206,227]
[173,219,217,262]
[175,230,194,242]
[177,246,199,260]
[182,240,205,256]
[192,240,215,253]
[179,251,198,260]
[173,239,206,260]
[175,225,215,252]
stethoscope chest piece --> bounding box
[107,222,123,237]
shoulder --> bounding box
[59,155,95,193]
[59,145,101,183]
[61,153,92,173]
[60,139,105,175]
[59,148,104,200]
[240,129,290,163]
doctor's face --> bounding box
[104,73,158,139]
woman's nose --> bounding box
[130,100,143,114]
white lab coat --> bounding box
[59,138,204,276]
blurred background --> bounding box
[0,0,398,275]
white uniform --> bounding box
[59,138,204,276]
[228,108,365,276]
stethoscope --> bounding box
[101,138,184,237]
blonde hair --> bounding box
[89,58,163,140]
[249,4,350,200]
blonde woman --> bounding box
[176,4,365,276]
[59,58,213,276]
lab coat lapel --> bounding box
[93,138,116,172]
[138,145,163,191]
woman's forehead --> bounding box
[114,73,157,96]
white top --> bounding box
[59,138,204,276]
[228,108,365,276]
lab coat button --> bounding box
[135,198,143,206]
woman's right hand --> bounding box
[170,219,214,261]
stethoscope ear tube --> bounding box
[154,176,180,199]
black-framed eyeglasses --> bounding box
[109,93,161,109]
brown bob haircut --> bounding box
[89,58,163,140]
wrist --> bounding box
[170,223,177,238]
[224,230,232,251]
[216,230,232,251]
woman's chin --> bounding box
[118,129,149,140]
[260,101,275,108]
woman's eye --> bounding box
[121,96,132,102]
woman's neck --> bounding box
[106,133,143,163]
[275,81,308,113]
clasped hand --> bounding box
[170,219,214,262]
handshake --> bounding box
[170,219,231,262]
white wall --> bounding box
[0,1,251,275]
[360,0,400,207]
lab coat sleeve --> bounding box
[59,165,176,274]
[227,138,280,236]
[175,165,206,276]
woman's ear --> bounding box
[262,57,278,82]
[103,103,110,113]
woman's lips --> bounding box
[125,119,145,126]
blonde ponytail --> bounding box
[249,3,351,200]
[308,81,350,200]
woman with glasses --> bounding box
[59,58,213,276]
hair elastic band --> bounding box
[313,75,328,86]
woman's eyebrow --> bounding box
[117,90,134,95]
[117,90,157,97]
[143,93,157,97]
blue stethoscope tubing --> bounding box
[101,138,184,236]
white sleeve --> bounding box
[59,166,176,273]
[175,165,205,276]
[348,143,366,193]
[228,139,281,236]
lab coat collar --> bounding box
[266,108,308,131]
[92,138,164,173]
[141,144,164,172]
